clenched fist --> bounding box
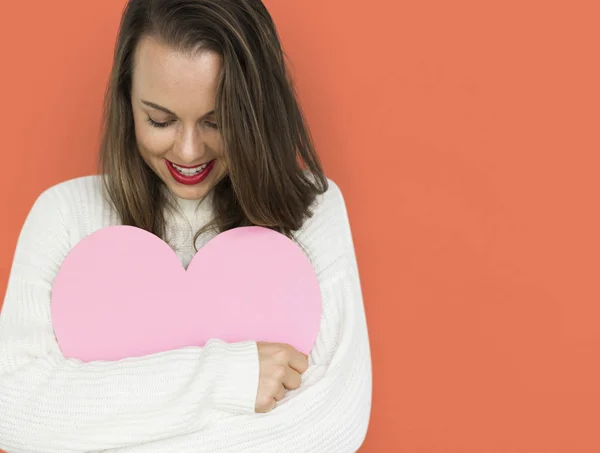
[254,342,309,413]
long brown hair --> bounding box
[98,0,328,246]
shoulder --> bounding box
[30,174,108,222]
[37,174,105,207]
[294,178,357,276]
[8,175,111,288]
[26,174,116,244]
[306,178,350,234]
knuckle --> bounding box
[272,364,287,379]
[273,349,289,361]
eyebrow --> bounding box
[141,100,215,118]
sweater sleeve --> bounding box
[106,180,373,453]
[0,188,260,453]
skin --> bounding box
[130,36,227,200]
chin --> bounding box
[164,179,212,200]
[160,166,225,201]
[175,187,210,200]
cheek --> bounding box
[135,125,172,157]
[209,136,226,157]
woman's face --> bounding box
[130,36,227,200]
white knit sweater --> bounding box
[0,175,372,453]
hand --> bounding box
[254,342,309,413]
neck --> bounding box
[161,185,215,233]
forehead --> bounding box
[131,36,222,111]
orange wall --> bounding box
[1,1,599,452]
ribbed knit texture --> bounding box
[0,175,372,453]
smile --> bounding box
[166,159,216,185]
[170,161,209,176]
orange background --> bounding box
[1,1,600,452]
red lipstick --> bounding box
[166,159,215,185]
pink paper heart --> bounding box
[51,225,322,362]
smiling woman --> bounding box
[0,1,372,452]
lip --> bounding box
[169,161,209,169]
[166,159,215,185]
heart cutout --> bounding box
[50,225,322,362]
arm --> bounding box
[0,188,260,453]
[110,180,373,453]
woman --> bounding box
[0,0,372,452]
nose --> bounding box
[173,125,204,163]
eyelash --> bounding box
[145,117,218,130]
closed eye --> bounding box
[146,116,218,130]
[146,117,170,128]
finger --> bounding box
[288,350,309,374]
[282,367,302,390]
[274,384,286,401]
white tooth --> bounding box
[173,162,208,176]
